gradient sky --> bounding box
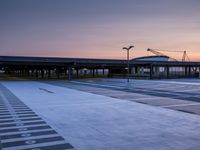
[0,0,200,60]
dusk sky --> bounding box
[0,0,200,60]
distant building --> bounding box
[132,56,170,62]
[0,55,200,79]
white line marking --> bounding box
[2,134,59,143]
[0,124,47,130]
[3,140,67,150]
[0,129,53,136]
[71,81,126,89]
[160,103,200,108]
[0,119,43,125]
[146,80,200,86]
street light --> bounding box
[123,45,134,84]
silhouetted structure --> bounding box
[0,56,200,79]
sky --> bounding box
[0,0,200,60]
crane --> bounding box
[182,51,190,62]
[147,48,190,62]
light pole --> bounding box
[123,45,134,84]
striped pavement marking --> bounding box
[0,84,73,150]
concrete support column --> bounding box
[189,66,191,77]
[26,70,30,77]
[92,69,95,77]
[22,70,25,76]
[19,70,21,76]
[95,69,98,76]
[36,70,39,78]
[107,68,111,77]
[129,67,132,75]
[76,69,79,77]
[41,70,44,78]
[166,66,169,79]
[141,67,144,76]
[185,67,188,77]
[199,67,200,78]
[68,67,72,80]
[154,66,159,78]
[150,65,153,79]
[65,69,67,76]
[31,69,34,77]
[23,69,26,77]
[137,67,140,77]
[48,69,51,78]
[131,67,135,75]
[22,70,24,76]
[57,69,60,78]
[20,70,23,76]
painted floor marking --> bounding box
[160,103,200,108]
[71,80,125,89]
[0,84,73,150]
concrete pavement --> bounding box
[1,81,200,150]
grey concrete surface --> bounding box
[1,81,200,150]
[44,79,200,115]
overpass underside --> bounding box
[0,56,200,80]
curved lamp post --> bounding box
[123,45,134,84]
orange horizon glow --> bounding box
[2,48,200,62]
